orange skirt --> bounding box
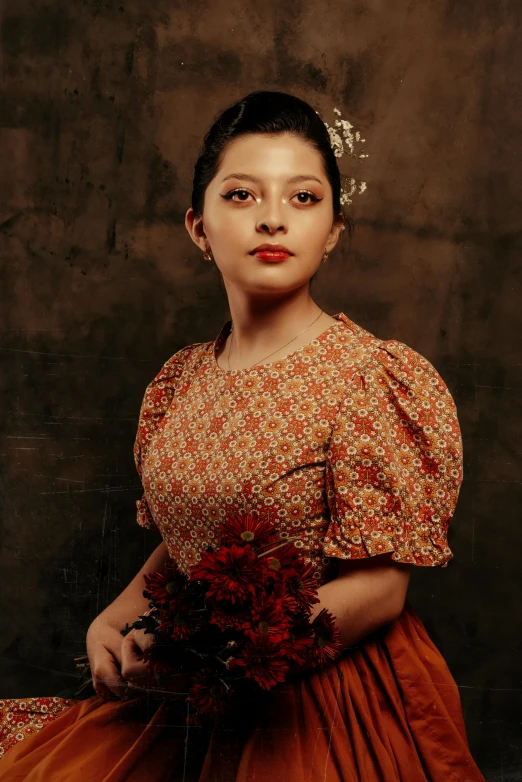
[0,602,484,781]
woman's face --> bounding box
[186,132,344,297]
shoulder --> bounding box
[137,339,210,425]
[335,315,454,402]
[332,317,462,461]
[140,338,215,403]
[146,340,210,388]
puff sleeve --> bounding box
[323,340,463,567]
[133,343,200,530]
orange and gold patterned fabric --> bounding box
[135,312,462,583]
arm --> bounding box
[91,540,170,632]
[312,553,413,648]
[288,553,412,680]
[86,540,170,699]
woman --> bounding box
[0,91,485,780]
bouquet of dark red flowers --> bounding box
[122,509,343,724]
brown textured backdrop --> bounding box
[1,1,520,778]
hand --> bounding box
[120,628,191,700]
[119,627,155,692]
[86,619,128,701]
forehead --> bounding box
[217,132,326,178]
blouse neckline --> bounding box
[211,312,350,375]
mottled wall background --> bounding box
[1,1,520,778]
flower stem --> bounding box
[74,676,94,695]
[258,537,301,558]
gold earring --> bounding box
[202,249,213,262]
[322,250,329,263]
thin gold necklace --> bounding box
[227,309,325,370]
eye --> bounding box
[293,190,321,204]
[220,188,322,204]
[221,189,253,202]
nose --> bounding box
[255,192,288,234]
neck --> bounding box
[226,299,324,358]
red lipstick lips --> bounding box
[250,243,293,262]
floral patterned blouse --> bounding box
[134,312,463,585]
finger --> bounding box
[94,682,116,702]
[94,656,128,699]
[133,628,154,651]
[93,673,125,700]
[94,674,127,701]
[120,634,151,684]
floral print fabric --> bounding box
[134,313,463,584]
[0,697,75,758]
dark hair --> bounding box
[191,92,355,277]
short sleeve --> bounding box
[323,340,463,567]
[133,343,201,530]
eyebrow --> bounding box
[220,173,324,185]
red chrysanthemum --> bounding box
[156,601,200,641]
[143,565,188,608]
[269,579,301,617]
[229,634,290,690]
[258,539,304,581]
[190,543,270,605]
[241,592,291,641]
[285,561,321,613]
[133,515,343,703]
[280,617,316,665]
[283,634,316,666]
[208,597,251,632]
[139,636,178,676]
[187,668,234,717]
[219,511,277,550]
[311,608,344,665]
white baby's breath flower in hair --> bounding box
[316,106,369,206]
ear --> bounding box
[185,207,209,253]
[324,215,345,255]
